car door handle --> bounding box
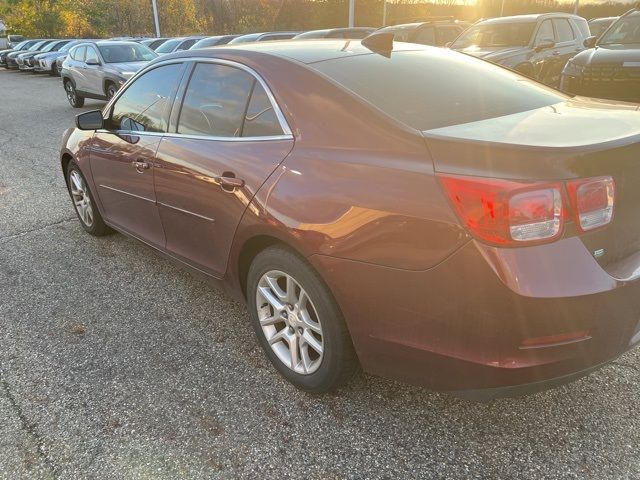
[215,175,245,192]
[132,160,150,173]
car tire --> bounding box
[66,161,111,236]
[106,82,117,100]
[64,80,84,108]
[247,245,359,393]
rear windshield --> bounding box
[451,22,536,48]
[310,49,565,131]
[98,44,156,63]
[155,38,181,53]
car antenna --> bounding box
[361,32,394,57]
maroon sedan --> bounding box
[60,38,640,399]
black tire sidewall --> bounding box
[247,246,356,393]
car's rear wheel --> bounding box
[247,246,358,393]
[66,161,110,236]
[64,80,84,108]
[106,82,117,100]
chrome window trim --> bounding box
[102,56,293,139]
[95,129,293,143]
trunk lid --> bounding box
[423,97,640,277]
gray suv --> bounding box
[450,13,590,87]
[61,40,157,108]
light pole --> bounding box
[151,0,161,37]
[574,0,580,15]
[382,0,387,27]
[500,0,505,17]
[349,0,355,28]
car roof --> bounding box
[478,13,580,24]
[77,40,142,47]
[589,17,618,22]
[159,38,427,65]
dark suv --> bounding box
[377,18,470,47]
[451,13,590,86]
[560,9,640,102]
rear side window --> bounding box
[535,20,554,43]
[177,63,254,137]
[436,26,462,46]
[415,27,436,45]
[553,19,575,42]
[71,46,85,61]
[311,49,566,131]
[242,83,284,137]
[111,63,183,132]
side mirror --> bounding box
[75,110,104,130]
[535,38,555,52]
[85,59,100,66]
[583,36,597,48]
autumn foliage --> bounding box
[1,0,639,38]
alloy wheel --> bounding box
[256,270,324,375]
[65,82,76,104]
[69,170,94,227]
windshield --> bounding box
[599,15,640,45]
[311,49,565,131]
[451,22,536,48]
[155,38,181,53]
[191,37,223,49]
[60,41,78,53]
[28,41,47,51]
[42,40,68,53]
[98,44,157,63]
[11,40,29,49]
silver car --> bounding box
[61,40,157,108]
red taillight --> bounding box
[566,176,615,232]
[439,174,616,246]
[438,174,564,246]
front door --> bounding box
[83,46,103,96]
[154,61,294,277]
[90,62,186,247]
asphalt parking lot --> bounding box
[1,69,640,480]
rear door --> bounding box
[90,62,186,247]
[552,18,582,85]
[154,60,294,277]
[68,46,87,91]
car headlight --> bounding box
[563,60,585,77]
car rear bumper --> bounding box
[310,238,640,398]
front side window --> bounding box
[177,63,254,137]
[451,22,536,48]
[85,47,99,64]
[110,63,183,132]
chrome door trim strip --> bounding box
[99,184,155,203]
[157,201,215,222]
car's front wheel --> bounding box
[247,246,358,393]
[66,161,110,236]
[64,80,84,108]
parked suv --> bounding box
[61,40,157,107]
[34,39,82,75]
[19,39,70,71]
[561,9,640,102]
[377,18,470,47]
[451,13,590,86]
[0,39,32,67]
[6,39,53,69]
